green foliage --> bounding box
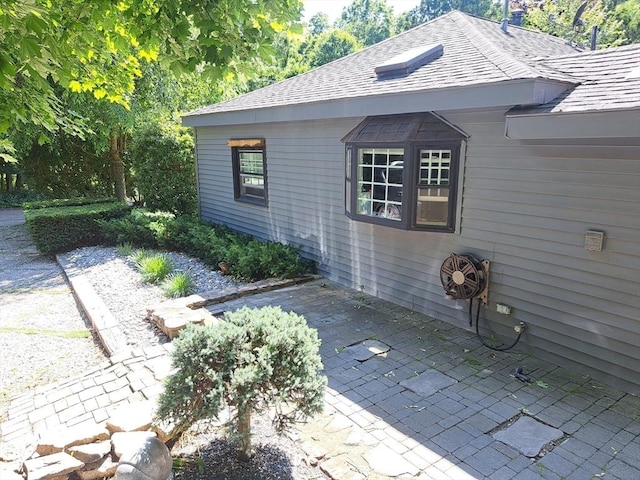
[397,0,496,31]
[99,211,315,281]
[612,0,640,43]
[98,209,161,248]
[308,29,362,67]
[13,124,114,198]
[525,0,627,48]
[156,306,327,460]
[161,272,195,298]
[116,242,134,256]
[0,191,46,208]
[337,0,395,46]
[129,122,197,215]
[0,0,304,136]
[23,197,117,210]
[136,252,174,284]
[25,202,130,253]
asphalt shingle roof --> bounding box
[186,11,581,118]
[521,43,640,114]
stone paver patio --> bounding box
[1,209,639,479]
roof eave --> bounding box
[505,108,640,141]
[182,78,572,128]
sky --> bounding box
[302,0,422,23]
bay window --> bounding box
[343,113,466,232]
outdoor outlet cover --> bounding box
[497,303,511,315]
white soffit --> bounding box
[375,43,444,78]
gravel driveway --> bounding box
[0,223,106,413]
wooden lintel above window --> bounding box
[227,139,265,148]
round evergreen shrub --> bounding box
[156,306,327,461]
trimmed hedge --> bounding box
[0,191,47,208]
[26,202,131,253]
[23,197,117,210]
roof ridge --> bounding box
[540,41,640,62]
[449,11,545,80]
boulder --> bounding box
[115,436,171,480]
[111,431,157,459]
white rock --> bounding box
[66,440,111,464]
[106,401,155,433]
[36,423,109,456]
[23,452,84,480]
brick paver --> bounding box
[1,277,639,479]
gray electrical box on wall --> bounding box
[584,230,605,252]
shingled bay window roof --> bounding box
[341,112,468,144]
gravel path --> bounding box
[0,225,105,411]
[57,246,240,349]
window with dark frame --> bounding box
[228,139,268,206]
[342,113,466,232]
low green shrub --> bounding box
[23,197,117,210]
[99,210,315,281]
[25,202,130,254]
[116,242,134,256]
[98,209,160,249]
[137,253,173,284]
[156,306,327,461]
[161,272,194,298]
[0,191,46,208]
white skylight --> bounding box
[375,43,444,78]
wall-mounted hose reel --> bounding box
[439,253,523,351]
[439,253,489,305]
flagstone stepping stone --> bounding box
[345,340,390,362]
[23,452,84,480]
[400,369,457,396]
[363,444,420,477]
[492,416,563,457]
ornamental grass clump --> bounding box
[137,252,174,284]
[156,305,327,462]
[161,272,194,298]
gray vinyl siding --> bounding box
[193,110,640,393]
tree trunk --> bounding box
[110,129,126,201]
[237,404,252,462]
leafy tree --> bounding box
[308,12,331,35]
[129,120,197,215]
[1,0,303,142]
[156,306,327,462]
[524,0,626,48]
[397,0,495,30]
[241,31,309,92]
[309,29,362,68]
[337,0,396,46]
[611,0,640,43]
